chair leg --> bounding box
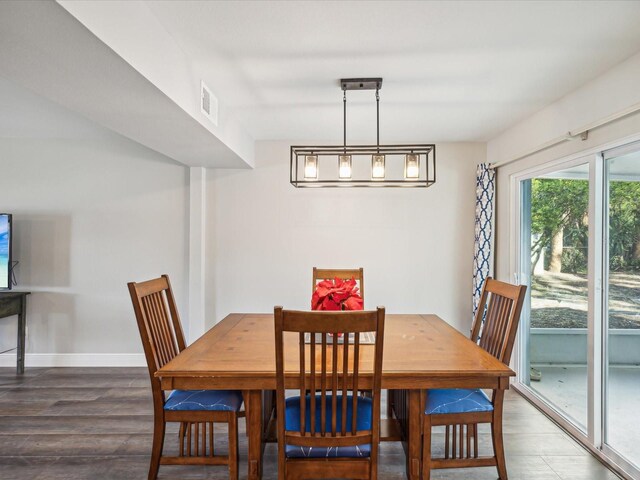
[228,412,239,480]
[243,390,251,437]
[277,434,286,480]
[491,390,508,480]
[421,414,431,480]
[149,416,165,480]
[492,410,508,480]
[370,442,378,480]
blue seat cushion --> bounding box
[425,388,493,414]
[164,389,243,412]
[284,394,372,458]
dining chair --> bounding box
[266,268,367,441]
[421,277,526,480]
[274,306,385,480]
[312,267,364,302]
[128,274,243,480]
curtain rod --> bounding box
[490,101,640,169]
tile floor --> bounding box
[529,365,640,474]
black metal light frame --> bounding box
[290,78,437,188]
[290,144,436,187]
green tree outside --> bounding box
[531,178,640,273]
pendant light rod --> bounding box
[376,87,380,152]
[340,78,383,151]
[343,88,347,152]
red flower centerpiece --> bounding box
[311,277,364,311]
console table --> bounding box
[0,292,30,374]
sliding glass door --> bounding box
[516,142,640,478]
[603,146,640,471]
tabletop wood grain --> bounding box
[157,313,514,391]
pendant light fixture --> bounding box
[291,78,436,188]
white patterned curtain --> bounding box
[472,163,496,318]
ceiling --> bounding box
[144,0,640,143]
[3,0,640,167]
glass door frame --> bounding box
[508,137,640,480]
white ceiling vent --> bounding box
[200,80,218,126]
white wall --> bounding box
[0,79,189,365]
[1,77,485,364]
[489,51,640,282]
[206,141,485,334]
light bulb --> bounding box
[405,154,420,179]
[304,155,318,179]
[338,155,352,179]
[371,154,385,180]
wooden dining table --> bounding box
[156,313,514,480]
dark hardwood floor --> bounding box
[0,367,620,479]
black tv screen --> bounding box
[0,214,12,290]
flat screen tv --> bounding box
[0,214,12,290]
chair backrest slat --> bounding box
[480,293,499,355]
[331,333,338,436]
[274,306,385,451]
[299,332,306,435]
[471,277,526,365]
[494,295,513,356]
[341,335,349,435]
[321,332,327,436]
[309,332,316,435]
[352,333,360,435]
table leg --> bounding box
[17,296,26,375]
[407,389,422,480]
[245,390,263,480]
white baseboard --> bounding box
[0,353,146,367]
